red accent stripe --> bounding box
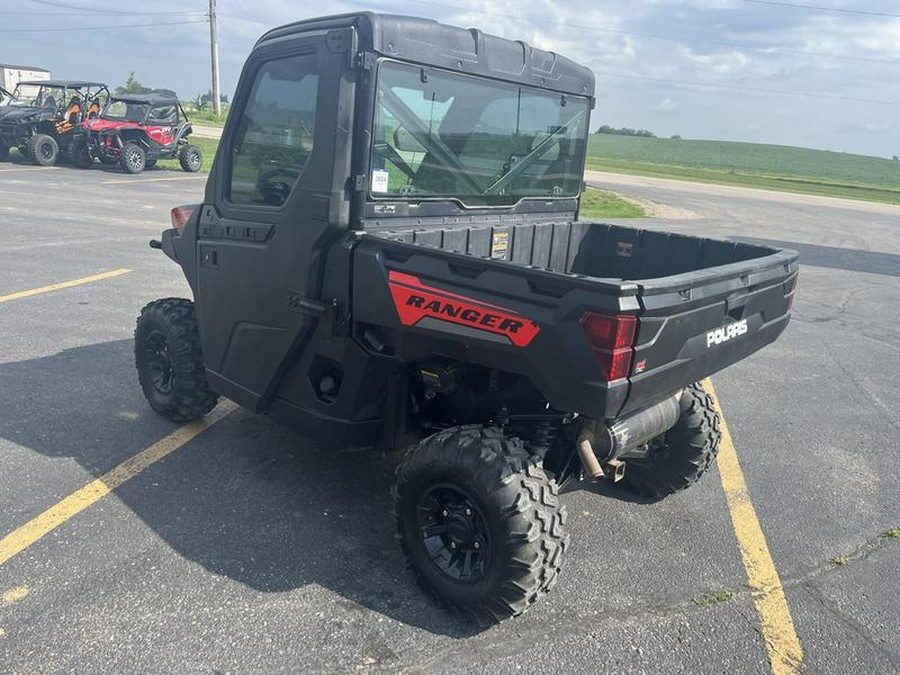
[387,271,540,348]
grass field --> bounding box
[579,187,646,218]
[587,135,900,205]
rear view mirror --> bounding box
[393,127,424,153]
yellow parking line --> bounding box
[0,404,234,568]
[0,269,131,304]
[703,378,804,675]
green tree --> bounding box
[115,72,150,96]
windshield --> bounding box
[103,100,149,122]
[11,84,66,108]
[371,61,589,207]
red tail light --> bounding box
[786,272,799,311]
[170,205,197,231]
[580,311,638,381]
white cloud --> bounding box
[655,98,678,112]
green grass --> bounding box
[882,527,900,539]
[693,589,735,606]
[158,137,220,173]
[579,187,646,218]
[586,135,900,205]
[185,110,229,126]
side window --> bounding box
[229,52,319,206]
[148,106,177,125]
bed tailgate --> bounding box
[623,248,800,415]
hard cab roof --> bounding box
[257,12,595,100]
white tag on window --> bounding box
[371,170,390,193]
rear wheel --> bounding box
[134,298,218,423]
[178,143,202,172]
[621,382,722,498]
[27,134,59,166]
[120,141,146,174]
[0,145,9,161]
[394,425,568,625]
[145,158,157,169]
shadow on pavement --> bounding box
[731,236,900,278]
[0,339,476,638]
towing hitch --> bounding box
[576,391,683,480]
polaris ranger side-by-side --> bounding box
[135,13,799,623]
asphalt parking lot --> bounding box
[1,159,898,674]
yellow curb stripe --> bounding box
[0,404,234,567]
[703,377,804,674]
[0,269,131,304]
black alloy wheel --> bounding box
[416,483,492,582]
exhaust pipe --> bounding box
[576,391,683,479]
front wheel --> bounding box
[178,143,202,172]
[621,382,722,498]
[134,298,218,423]
[120,141,146,174]
[27,134,59,166]
[394,426,568,625]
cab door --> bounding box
[195,28,356,411]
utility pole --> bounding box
[209,0,221,115]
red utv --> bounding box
[73,93,202,174]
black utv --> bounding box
[74,93,201,174]
[0,80,108,165]
[135,12,799,623]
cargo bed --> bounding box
[353,219,799,418]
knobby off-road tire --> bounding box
[27,134,58,166]
[178,143,202,172]
[134,298,218,423]
[394,426,568,625]
[120,141,146,174]
[145,158,157,169]
[622,382,722,498]
[0,145,9,161]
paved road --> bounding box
[0,160,897,673]
[191,124,223,140]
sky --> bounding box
[2,0,899,158]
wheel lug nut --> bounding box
[474,542,480,549]
[441,509,449,517]
[465,508,472,516]
[450,542,456,549]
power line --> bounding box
[4,18,208,32]
[25,0,203,15]
[597,70,900,106]
[738,0,900,19]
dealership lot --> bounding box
[0,161,897,673]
